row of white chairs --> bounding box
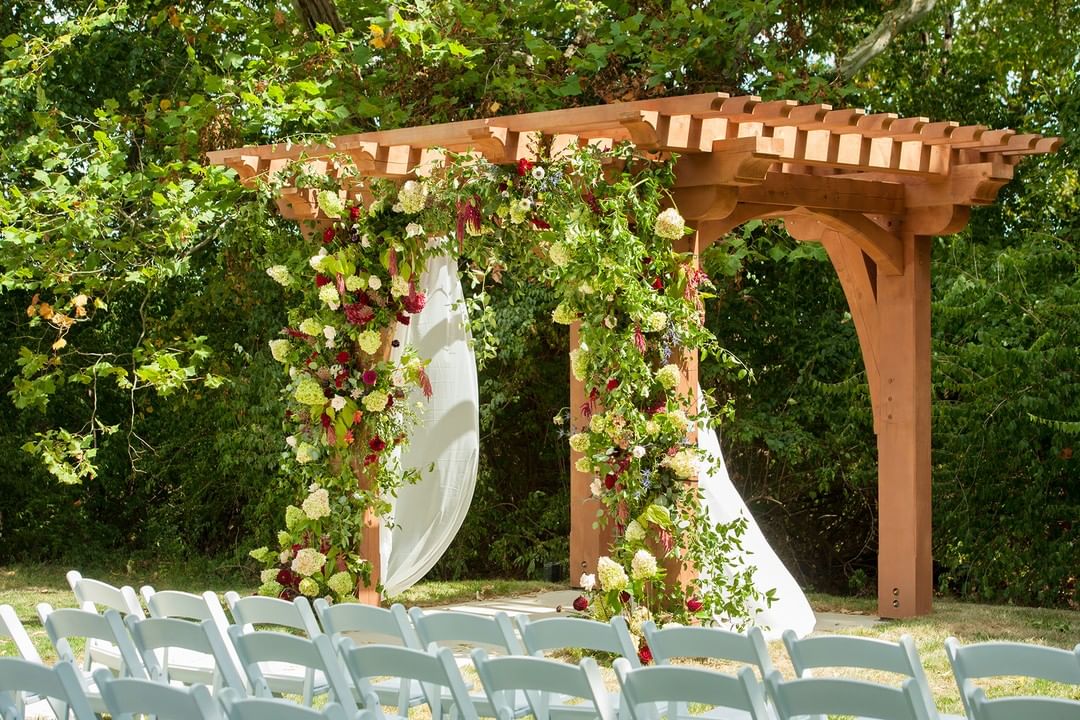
[1,571,1079,720]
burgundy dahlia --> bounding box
[322,226,335,244]
[402,289,426,314]
[369,435,386,452]
[316,274,331,288]
[638,644,653,665]
[344,303,374,326]
[336,351,351,364]
[686,597,704,613]
[362,370,377,386]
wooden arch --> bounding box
[208,93,1060,617]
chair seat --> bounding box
[21,696,60,720]
[438,687,532,718]
[87,638,124,671]
[364,676,428,708]
[547,688,622,720]
[259,661,330,697]
[154,646,218,685]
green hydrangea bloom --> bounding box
[328,571,354,597]
[294,377,326,406]
[298,578,320,597]
[284,505,305,531]
[258,581,283,597]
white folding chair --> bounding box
[0,658,96,720]
[337,640,473,720]
[37,604,145,713]
[473,648,615,720]
[93,667,224,720]
[65,571,145,674]
[407,607,531,718]
[227,625,358,714]
[225,592,325,704]
[126,615,247,692]
[643,621,776,719]
[1,603,68,719]
[614,659,771,720]
[516,615,639,718]
[962,679,1080,720]
[314,599,427,710]
[945,636,1080,720]
[766,672,934,720]
[219,687,357,720]
[782,630,954,720]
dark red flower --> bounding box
[455,197,483,245]
[276,568,298,588]
[651,277,664,291]
[645,397,666,415]
[402,284,426,314]
[319,535,331,554]
[320,413,332,428]
[418,367,433,398]
[580,401,593,419]
[386,394,394,408]
[516,158,533,176]
[396,312,411,325]
[336,555,348,572]
[353,410,363,425]
[619,591,631,604]
[322,386,334,399]
[364,453,379,466]
[572,596,589,612]
[607,378,620,391]
[322,226,336,244]
[334,371,348,388]
[315,274,332,288]
[344,303,375,326]
[604,473,617,490]
[369,435,386,452]
[638,644,653,665]
[362,370,377,385]
[336,351,351,364]
[589,387,599,403]
[531,217,551,229]
[634,326,647,354]
[349,205,361,220]
[582,190,601,214]
[642,256,653,266]
[686,597,704,613]
[279,587,298,601]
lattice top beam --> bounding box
[206,92,1061,225]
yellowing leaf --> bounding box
[369,24,386,48]
[52,338,67,351]
[159,98,172,111]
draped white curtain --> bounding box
[381,255,480,596]
[696,395,816,639]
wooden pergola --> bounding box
[208,92,1059,618]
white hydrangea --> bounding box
[662,448,698,479]
[654,208,686,240]
[260,568,278,584]
[405,222,424,237]
[549,243,571,267]
[631,549,658,580]
[570,348,589,382]
[398,180,427,214]
[390,275,409,298]
[656,364,681,390]
[319,283,340,310]
[266,265,293,286]
[299,318,322,337]
[589,477,603,497]
[569,433,590,453]
[269,339,290,363]
[295,442,318,464]
[624,520,646,544]
[597,556,629,591]
[291,548,327,577]
[302,487,331,519]
[309,248,329,271]
[643,311,667,333]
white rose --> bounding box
[580,573,596,592]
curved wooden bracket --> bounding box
[785,209,904,276]
[671,186,739,220]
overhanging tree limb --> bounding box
[838,0,939,79]
[293,0,345,34]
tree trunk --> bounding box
[837,0,939,79]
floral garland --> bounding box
[247,144,767,638]
[250,178,442,601]
[432,144,767,654]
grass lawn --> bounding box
[3,562,1078,716]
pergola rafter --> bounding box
[208,92,1060,618]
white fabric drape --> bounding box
[696,394,816,639]
[381,255,479,596]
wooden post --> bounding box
[875,232,933,618]
[569,322,613,584]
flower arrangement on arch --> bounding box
[251,176,444,601]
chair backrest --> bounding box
[408,607,522,654]
[227,626,358,714]
[125,615,247,691]
[945,637,1080,719]
[516,615,639,667]
[142,586,215,621]
[0,605,43,664]
[766,672,934,720]
[218,688,354,720]
[226,592,322,637]
[964,680,1080,720]
[93,667,223,720]
[472,648,615,720]
[313,599,409,646]
[643,621,773,677]
[66,571,144,619]
[337,640,472,720]
[0,658,97,720]
[614,659,771,720]
[38,604,146,679]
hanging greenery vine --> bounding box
[247,141,769,646]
